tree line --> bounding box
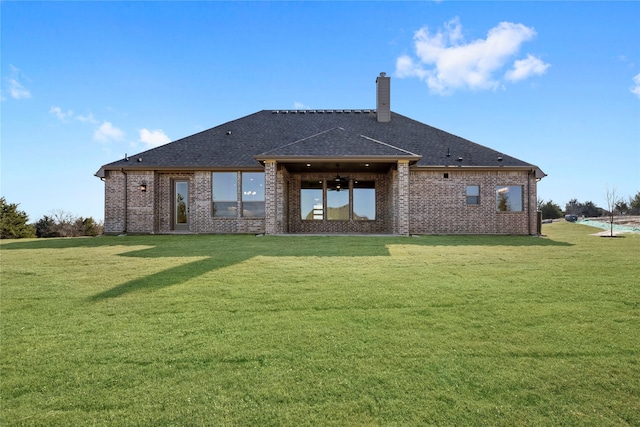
[1,197,103,239]
[538,191,640,220]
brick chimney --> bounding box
[376,72,391,123]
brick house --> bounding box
[95,73,545,235]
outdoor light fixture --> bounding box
[140,181,148,192]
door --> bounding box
[174,180,189,231]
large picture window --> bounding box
[496,186,523,212]
[353,181,376,220]
[327,180,349,220]
[242,172,265,218]
[301,181,323,220]
[213,172,265,218]
[301,180,376,221]
[212,172,237,217]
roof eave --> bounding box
[413,164,547,179]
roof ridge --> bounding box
[259,127,346,156]
[358,134,421,157]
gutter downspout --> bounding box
[121,168,128,234]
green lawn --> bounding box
[1,222,638,426]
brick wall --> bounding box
[264,161,277,234]
[396,161,410,235]
[103,167,537,235]
[103,170,154,234]
[409,169,537,235]
[275,165,290,233]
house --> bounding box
[95,73,545,235]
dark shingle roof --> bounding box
[96,110,544,176]
[258,127,420,158]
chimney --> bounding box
[376,72,391,123]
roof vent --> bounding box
[137,157,143,162]
[226,130,232,135]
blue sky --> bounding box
[2,1,639,222]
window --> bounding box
[301,181,323,220]
[212,172,237,217]
[466,185,480,205]
[496,186,523,212]
[301,179,377,221]
[242,172,265,218]
[327,180,349,220]
[353,181,376,220]
[213,172,265,218]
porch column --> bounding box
[397,160,410,235]
[264,160,278,234]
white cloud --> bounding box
[76,112,99,124]
[94,121,125,143]
[5,65,31,100]
[395,17,549,94]
[294,101,310,110]
[50,106,73,121]
[505,54,550,82]
[631,73,640,99]
[139,128,170,148]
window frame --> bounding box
[301,180,324,220]
[301,179,377,222]
[212,172,266,218]
[353,180,376,220]
[212,172,238,218]
[466,185,480,205]
[496,185,523,212]
[241,172,265,218]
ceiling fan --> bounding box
[331,164,350,192]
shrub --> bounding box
[0,197,36,239]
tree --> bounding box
[605,186,620,237]
[629,191,640,215]
[565,199,581,216]
[615,200,629,215]
[35,212,103,238]
[74,217,101,237]
[0,197,35,239]
[539,200,563,219]
[564,199,601,217]
[35,215,60,238]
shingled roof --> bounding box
[96,109,545,177]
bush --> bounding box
[539,200,563,219]
[0,197,36,239]
[35,211,103,238]
[35,215,61,238]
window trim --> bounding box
[212,172,265,218]
[496,185,524,212]
[466,185,480,205]
[301,179,376,222]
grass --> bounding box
[1,222,638,426]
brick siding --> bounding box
[409,169,537,234]
[103,167,537,235]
